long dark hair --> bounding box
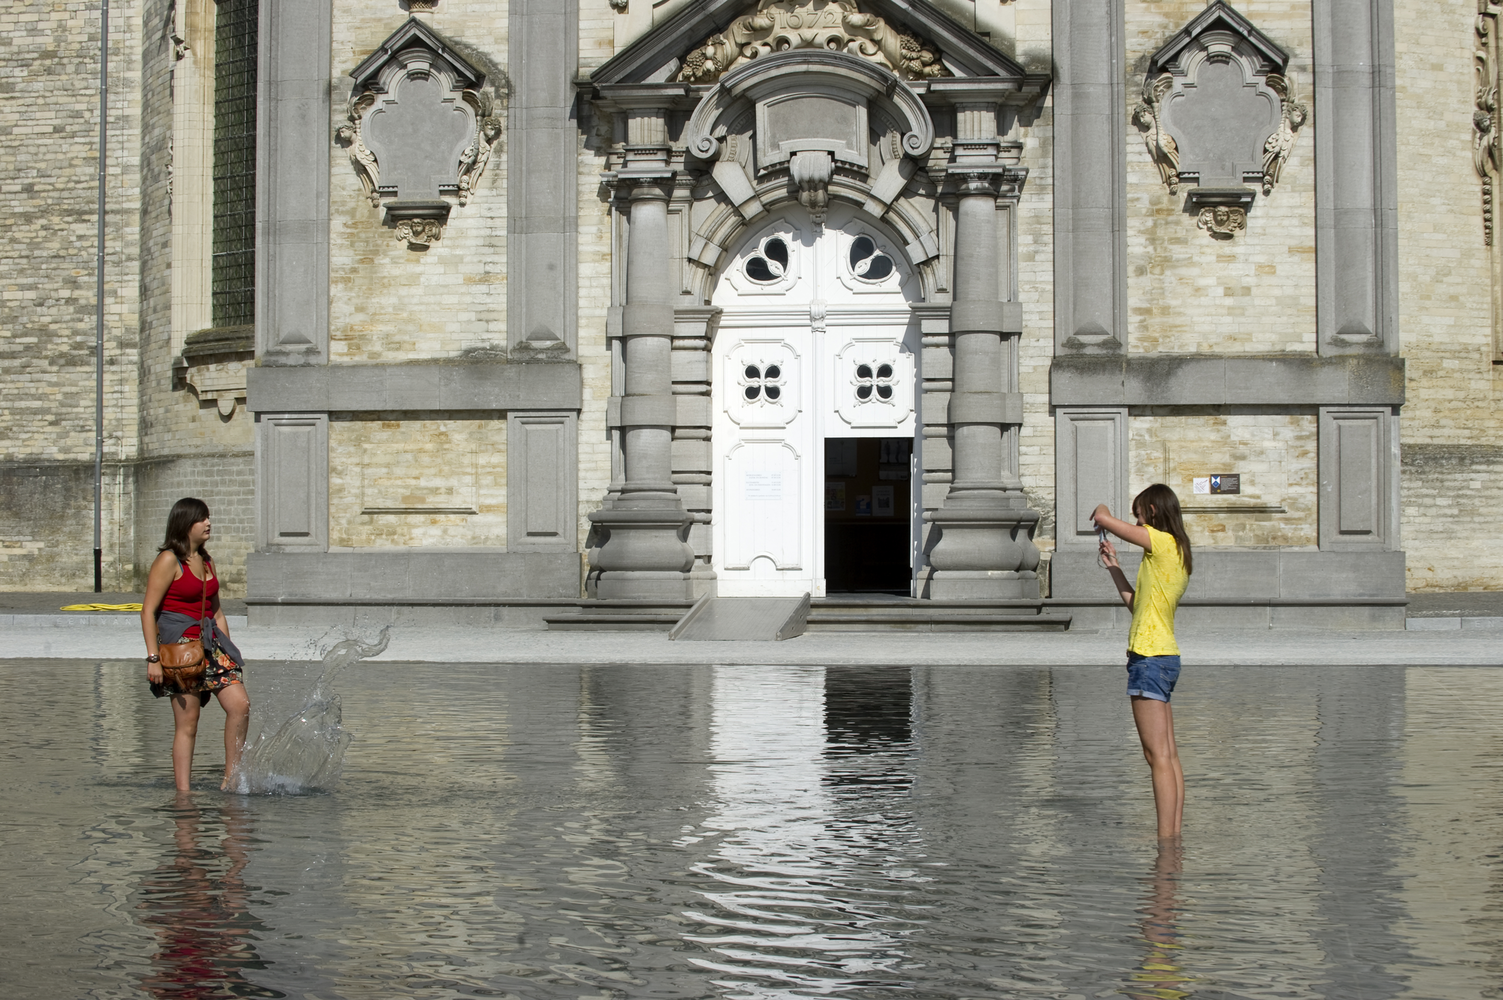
[159,497,212,567]
[1132,483,1192,575]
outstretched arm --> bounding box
[1092,504,1152,552]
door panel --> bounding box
[712,207,919,598]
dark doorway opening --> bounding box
[823,437,912,595]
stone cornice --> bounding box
[1050,354,1405,407]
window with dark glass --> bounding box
[211,0,258,327]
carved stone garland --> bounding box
[676,0,948,84]
[335,20,504,250]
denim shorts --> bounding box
[1126,652,1181,703]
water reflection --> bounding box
[1122,839,1193,1000]
[685,666,925,995]
[8,662,1503,998]
[134,794,282,998]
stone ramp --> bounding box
[670,595,810,641]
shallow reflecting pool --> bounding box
[2,661,1501,999]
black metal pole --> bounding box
[94,0,108,593]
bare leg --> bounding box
[1131,696,1184,838]
[169,694,202,792]
[215,682,250,790]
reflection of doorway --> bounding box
[823,437,912,595]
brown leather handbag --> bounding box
[159,567,209,689]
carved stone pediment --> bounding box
[335,19,504,248]
[675,0,948,84]
[683,50,934,227]
[1132,0,1306,239]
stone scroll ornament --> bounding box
[675,0,948,84]
[1477,1,1503,245]
[335,20,504,250]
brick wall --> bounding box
[328,4,510,364]
[1123,1,1318,355]
[134,453,254,595]
[1129,409,1318,549]
[0,0,143,589]
[1394,0,1503,591]
[327,413,508,549]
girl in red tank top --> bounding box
[158,561,219,639]
[140,498,251,792]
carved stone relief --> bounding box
[1134,1,1306,239]
[335,19,504,249]
[1477,1,1502,246]
[676,0,948,84]
[1476,1,1503,358]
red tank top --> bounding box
[160,558,217,639]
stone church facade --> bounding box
[3,0,1500,626]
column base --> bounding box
[587,493,697,601]
[927,569,1041,600]
[926,490,1042,599]
[594,570,697,601]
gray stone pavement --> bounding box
[2,592,1499,666]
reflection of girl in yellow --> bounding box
[1123,839,1194,1000]
[1093,484,1192,839]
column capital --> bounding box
[607,168,676,201]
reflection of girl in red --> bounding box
[135,793,279,999]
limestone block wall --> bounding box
[1393,0,1503,591]
[1124,1,1317,355]
[0,0,143,590]
[1129,410,1318,549]
[327,413,508,549]
[329,4,510,364]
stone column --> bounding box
[587,161,696,600]
[927,104,1040,600]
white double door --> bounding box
[711,206,920,598]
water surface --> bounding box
[2,661,1500,999]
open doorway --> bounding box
[823,437,912,595]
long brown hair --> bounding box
[159,497,212,567]
[1132,483,1192,575]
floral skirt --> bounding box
[150,641,244,706]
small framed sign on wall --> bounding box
[1192,475,1241,495]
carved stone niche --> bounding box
[1132,1,1307,238]
[336,19,503,250]
[683,49,935,228]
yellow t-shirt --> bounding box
[1126,525,1189,656]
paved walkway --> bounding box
[3,592,1500,666]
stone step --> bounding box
[807,613,1073,632]
[544,614,684,631]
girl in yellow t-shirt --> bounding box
[1093,484,1193,839]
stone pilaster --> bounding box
[587,122,696,599]
[927,106,1040,599]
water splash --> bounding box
[231,628,390,795]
